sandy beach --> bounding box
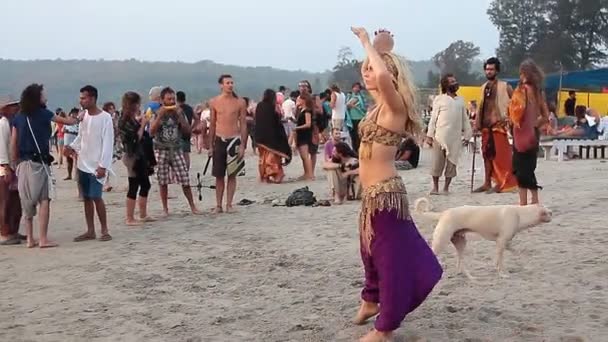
[1,146,607,342]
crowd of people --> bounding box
[2,24,607,341]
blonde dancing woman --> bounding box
[350,27,442,342]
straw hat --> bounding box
[0,95,19,110]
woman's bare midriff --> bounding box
[359,143,399,188]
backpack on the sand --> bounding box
[285,186,317,207]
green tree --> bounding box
[488,0,608,74]
[487,0,547,76]
[427,40,482,87]
[329,47,362,91]
[559,0,608,69]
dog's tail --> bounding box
[413,197,442,221]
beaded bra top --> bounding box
[358,105,405,160]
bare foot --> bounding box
[442,189,450,195]
[225,206,236,214]
[359,329,393,342]
[160,210,169,218]
[139,216,156,222]
[26,240,39,248]
[472,185,490,193]
[353,301,380,325]
[211,207,223,214]
[74,233,96,242]
[429,189,440,196]
[126,219,143,227]
[485,186,499,194]
[191,208,203,215]
[39,241,59,249]
[98,233,112,242]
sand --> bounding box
[1,147,607,342]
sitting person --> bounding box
[395,137,420,170]
[323,142,359,204]
[597,113,608,140]
[553,105,600,139]
[324,127,346,163]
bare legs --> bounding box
[310,151,317,180]
[58,143,64,168]
[160,185,169,217]
[431,176,452,194]
[518,188,540,206]
[297,145,314,180]
[214,177,225,213]
[65,156,73,180]
[184,152,191,171]
[75,198,111,241]
[182,185,201,214]
[24,200,57,248]
[125,198,140,226]
[138,196,149,220]
[214,175,237,213]
[473,159,493,192]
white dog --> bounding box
[414,198,552,279]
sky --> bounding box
[3,0,499,72]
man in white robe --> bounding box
[426,74,473,194]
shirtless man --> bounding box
[473,57,517,194]
[208,75,247,213]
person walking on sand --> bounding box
[11,84,78,248]
[350,27,442,342]
[208,74,247,213]
[150,87,201,217]
[426,73,472,195]
[66,85,115,242]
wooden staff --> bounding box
[470,134,478,193]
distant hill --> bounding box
[0,59,332,109]
[0,58,483,109]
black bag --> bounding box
[134,132,156,176]
[285,186,317,207]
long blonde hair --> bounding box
[366,52,422,139]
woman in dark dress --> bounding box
[254,89,292,183]
[294,93,315,180]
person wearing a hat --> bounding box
[0,95,23,245]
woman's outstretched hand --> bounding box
[351,27,370,44]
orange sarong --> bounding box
[481,127,518,192]
[257,146,285,183]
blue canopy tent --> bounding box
[505,68,608,105]
[505,68,608,91]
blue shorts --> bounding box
[78,170,103,200]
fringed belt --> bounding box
[359,176,411,254]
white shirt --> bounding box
[201,109,211,122]
[427,94,473,164]
[597,116,608,140]
[282,98,296,120]
[70,110,114,183]
[0,116,11,168]
[332,92,346,120]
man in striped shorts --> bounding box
[150,87,201,217]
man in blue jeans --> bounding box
[66,85,115,242]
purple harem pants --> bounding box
[360,209,443,332]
